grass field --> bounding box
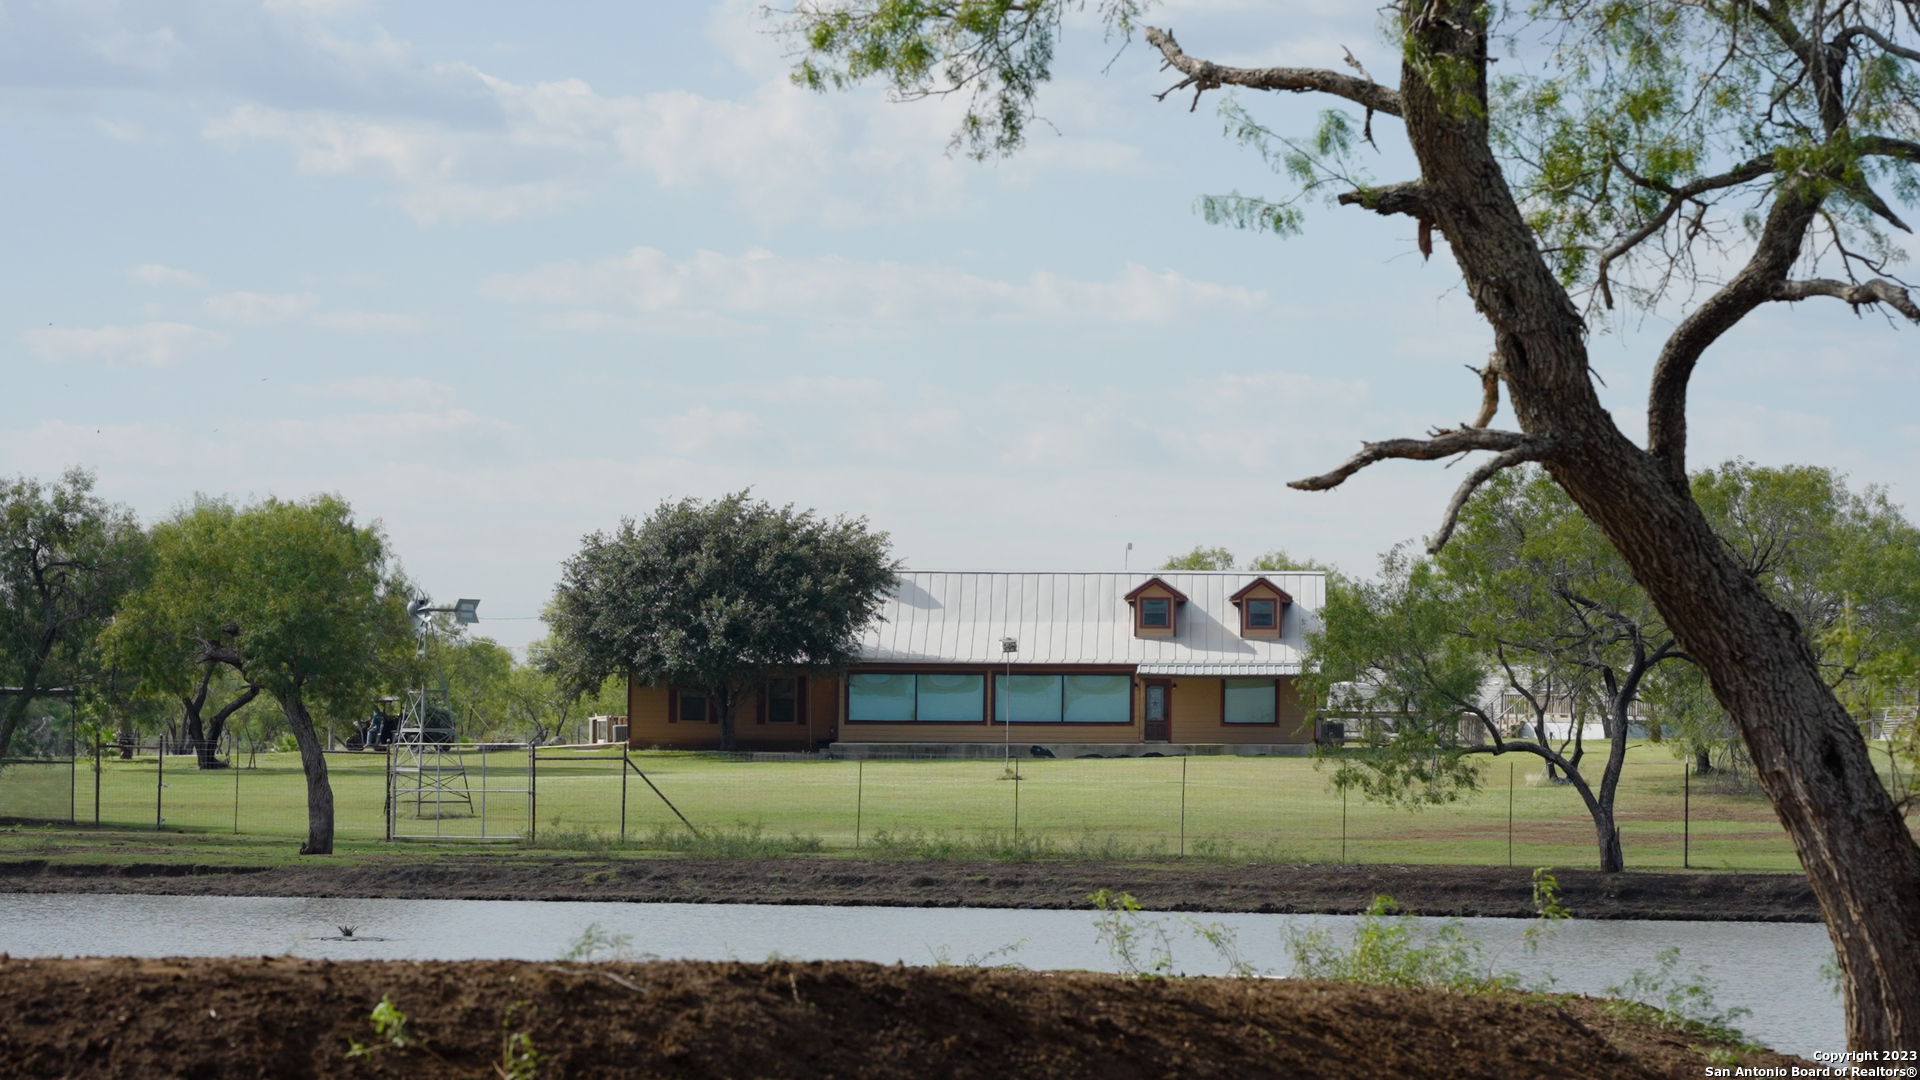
[2,741,1881,872]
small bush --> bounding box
[1602,947,1757,1047]
[635,822,825,858]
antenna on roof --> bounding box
[1125,542,1133,572]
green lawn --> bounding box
[0,742,1859,872]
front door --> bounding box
[1143,681,1170,742]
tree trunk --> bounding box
[1694,745,1713,775]
[278,687,335,855]
[1395,14,1920,1049]
[717,689,739,752]
[0,657,46,761]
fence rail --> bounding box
[0,731,1855,870]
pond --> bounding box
[0,894,1839,1060]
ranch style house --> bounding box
[624,570,1326,757]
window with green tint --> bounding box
[916,672,984,721]
[1140,598,1171,627]
[995,674,1063,722]
[1223,678,1278,724]
[848,672,916,721]
[1062,674,1130,722]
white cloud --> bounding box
[203,291,322,325]
[24,321,230,366]
[311,309,422,331]
[129,264,206,287]
[480,247,1266,328]
[298,376,454,407]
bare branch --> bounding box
[1426,440,1560,554]
[1773,277,1920,321]
[1856,136,1920,164]
[1289,428,1531,493]
[1596,154,1776,307]
[1144,27,1403,117]
[1834,24,1920,63]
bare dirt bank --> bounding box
[0,857,1820,920]
[0,956,1813,1080]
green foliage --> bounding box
[562,922,640,962]
[1602,947,1756,1048]
[0,468,148,759]
[631,821,826,858]
[782,0,1147,160]
[1089,889,1260,977]
[345,994,415,1060]
[1159,545,1236,571]
[1287,895,1507,991]
[105,495,414,717]
[542,491,897,748]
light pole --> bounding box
[1000,636,1018,770]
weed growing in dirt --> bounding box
[1602,947,1756,1048]
[497,1001,540,1080]
[1089,890,1262,978]
[563,923,655,962]
[345,995,417,1060]
[1288,868,1575,993]
[1287,896,1500,991]
[929,939,1029,969]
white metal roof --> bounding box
[857,571,1324,669]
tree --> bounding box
[0,468,146,762]
[105,496,413,854]
[543,492,898,751]
[1160,545,1236,570]
[1312,468,1683,872]
[783,1,1920,1048]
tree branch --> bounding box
[1288,427,1531,492]
[1834,24,1920,63]
[1773,277,1920,321]
[1426,440,1560,554]
[1595,154,1777,308]
[1144,27,1403,117]
[1646,183,1825,484]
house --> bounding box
[623,570,1325,756]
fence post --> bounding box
[232,735,241,835]
[93,733,101,827]
[383,741,393,843]
[1179,756,1188,858]
[480,747,489,841]
[528,743,537,842]
[619,745,629,844]
[68,706,77,825]
[1507,760,1515,868]
[1683,762,1690,870]
[855,759,864,850]
[155,741,163,832]
[1340,784,1347,864]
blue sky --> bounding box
[6,1,1916,653]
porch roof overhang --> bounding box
[1135,662,1304,676]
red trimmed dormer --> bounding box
[1124,577,1188,639]
[1229,577,1294,639]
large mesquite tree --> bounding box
[106,496,413,854]
[785,0,1920,1050]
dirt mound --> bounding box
[0,857,1822,921]
[0,956,1810,1079]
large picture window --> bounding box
[848,672,984,722]
[1223,678,1278,724]
[996,674,1131,723]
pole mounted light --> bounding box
[1000,637,1018,768]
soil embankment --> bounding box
[0,857,1819,920]
[0,956,1814,1079]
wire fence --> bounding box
[0,731,1835,870]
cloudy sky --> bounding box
[6,1,1916,652]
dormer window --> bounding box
[1230,577,1294,639]
[1124,577,1188,638]
[1140,598,1171,628]
[1245,598,1276,629]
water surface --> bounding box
[0,894,1837,1060]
